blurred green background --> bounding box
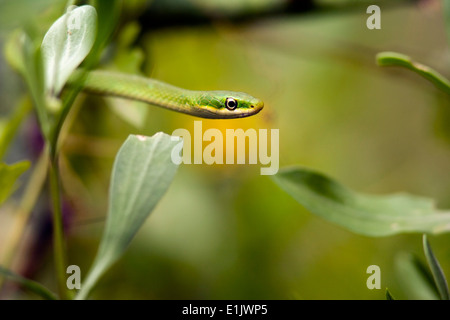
[0,0,450,299]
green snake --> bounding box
[70,70,264,119]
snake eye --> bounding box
[225,97,238,111]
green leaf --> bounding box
[21,32,50,138]
[86,0,121,65]
[41,4,97,96]
[271,166,450,237]
[395,252,440,300]
[385,288,395,300]
[0,97,32,160]
[423,234,450,300]
[0,161,30,205]
[47,1,120,149]
[76,133,181,300]
[4,29,26,74]
[0,266,57,300]
[376,52,450,95]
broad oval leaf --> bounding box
[41,5,97,95]
[272,166,450,237]
[0,161,30,205]
[76,133,181,299]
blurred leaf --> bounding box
[444,0,450,45]
[385,288,395,300]
[395,252,439,300]
[0,0,64,32]
[4,29,26,74]
[76,133,180,300]
[21,33,49,138]
[107,22,148,128]
[41,5,97,96]
[0,266,57,300]
[272,167,450,237]
[0,97,32,160]
[107,97,148,129]
[86,0,121,65]
[423,235,450,300]
[3,17,47,129]
[376,52,450,95]
[0,161,30,205]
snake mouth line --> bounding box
[198,103,264,119]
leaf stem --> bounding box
[376,51,450,95]
[48,155,69,300]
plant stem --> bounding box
[48,155,69,300]
[376,52,450,95]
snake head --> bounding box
[196,91,264,119]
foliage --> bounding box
[0,0,449,300]
[0,2,180,300]
[272,167,450,237]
